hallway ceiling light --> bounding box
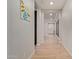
[50,1,54,5]
[50,13,52,16]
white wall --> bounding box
[44,23,48,38]
[44,22,48,38]
[59,0,72,54]
[7,0,34,59]
[37,9,44,44]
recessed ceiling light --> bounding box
[50,13,52,16]
[50,2,54,5]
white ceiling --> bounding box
[35,0,67,9]
[43,10,60,23]
[35,0,67,23]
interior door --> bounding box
[48,23,55,35]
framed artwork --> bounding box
[20,0,30,22]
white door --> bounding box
[48,23,55,38]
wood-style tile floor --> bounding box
[32,36,72,59]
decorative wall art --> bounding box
[20,0,30,22]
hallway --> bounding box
[32,36,71,59]
[7,0,72,59]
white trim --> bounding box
[28,49,35,59]
[61,43,72,56]
[61,40,72,56]
[55,35,63,45]
[56,35,72,56]
[65,47,72,56]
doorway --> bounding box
[34,10,37,46]
[48,23,55,38]
[48,23,55,35]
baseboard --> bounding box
[28,49,35,59]
[61,41,72,56]
[56,35,72,56]
[65,48,72,56]
[60,39,72,56]
[55,35,62,41]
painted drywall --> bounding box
[37,9,44,44]
[44,22,48,38]
[59,0,72,54]
[7,0,34,59]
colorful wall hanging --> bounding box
[20,0,30,22]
